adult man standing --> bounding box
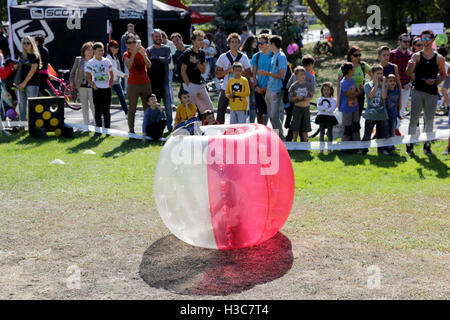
[146,29,173,132]
[389,33,413,118]
[180,30,214,116]
[406,30,447,155]
[257,35,288,140]
[251,33,272,125]
[170,33,190,83]
[215,33,251,124]
[161,31,176,116]
[120,24,140,58]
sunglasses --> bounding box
[414,43,423,47]
[127,40,137,44]
[352,53,361,57]
[421,36,432,41]
[258,41,266,45]
[110,45,119,48]
[23,42,31,45]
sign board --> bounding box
[411,23,445,36]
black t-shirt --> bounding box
[38,46,49,71]
[20,53,40,86]
[181,47,205,85]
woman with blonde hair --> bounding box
[70,41,95,125]
[17,35,41,121]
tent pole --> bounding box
[147,0,153,47]
[7,0,18,59]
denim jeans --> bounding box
[18,85,39,121]
[264,90,285,139]
[387,114,397,138]
[362,119,388,152]
[163,72,174,131]
[113,83,128,115]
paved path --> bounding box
[64,106,449,139]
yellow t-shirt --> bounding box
[175,103,197,126]
[225,76,250,111]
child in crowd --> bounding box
[339,62,361,143]
[142,94,167,142]
[315,82,338,146]
[385,74,401,143]
[85,42,114,137]
[225,62,250,124]
[361,65,391,155]
[289,66,314,142]
[174,90,197,127]
[285,55,316,141]
[202,110,219,126]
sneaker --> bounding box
[94,132,102,137]
[442,148,449,155]
[360,149,368,155]
[379,150,390,155]
[406,144,414,155]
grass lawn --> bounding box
[0,131,448,299]
[1,37,448,300]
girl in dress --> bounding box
[315,82,338,146]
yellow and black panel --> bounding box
[28,97,67,138]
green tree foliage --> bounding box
[275,0,302,64]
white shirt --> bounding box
[106,54,126,83]
[216,51,251,91]
[317,97,337,117]
[85,57,113,89]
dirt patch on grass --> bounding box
[0,197,448,299]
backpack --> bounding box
[274,53,293,104]
[216,51,243,80]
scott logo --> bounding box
[30,8,87,19]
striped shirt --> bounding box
[389,47,412,87]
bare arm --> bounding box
[381,77,387,100]
[215,66,230,79]
[85,72,97,90]
[181,63,190,86]
[436,55,447,85]
[406,53,419,78]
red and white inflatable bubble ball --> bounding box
[154,124,295,250]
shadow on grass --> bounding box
[102,138,163,158]
[139,233,293,296]
[67,134,106,154]
[411,154,449,179]
[333,150,407,168]
[0,131,22,144]
[288,150,314,163]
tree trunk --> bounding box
[327,18,349,57]
[387,1,398,39]
[306,0,352,57]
